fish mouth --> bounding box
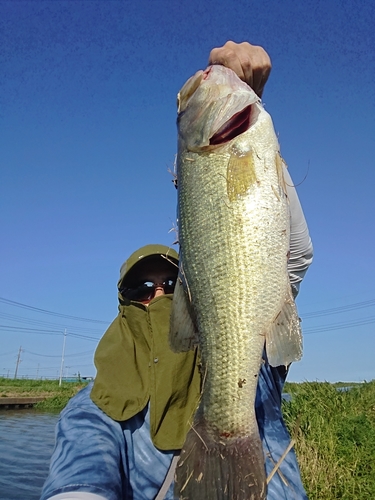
[209,105,252,145]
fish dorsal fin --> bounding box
[266,286,303,367]
[169,275,198,352]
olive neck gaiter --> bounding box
[90,294,201,450]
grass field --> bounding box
[0,377,88,410]
[283,380,375,499]
[1,377,374,498]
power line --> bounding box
[0,311,105,335]
[0,296,109,324]
[0,325,62,335]
[1,296,374,342]
[2,294,375,325]
[0,325,101,341]
[303,316,375,335]
[0,350,18,357]
[66,332,100,342]
[302,299,375,318]
[25,349,94,358]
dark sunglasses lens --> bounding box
[123,283,154,302]
[163,279,176,294]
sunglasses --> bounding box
[120,278,177,302]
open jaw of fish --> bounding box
[170,65,302,499]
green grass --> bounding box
[283,380,375,499]
[0,377,89,410]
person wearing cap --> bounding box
[41,41,313,500]
[40,244,200,500]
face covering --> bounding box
[90,294,201,450]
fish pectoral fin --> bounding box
[226,150,257,202]
[169,276,198,352]
[266,287,303,367]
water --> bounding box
[0,410,59,500]
[282,392,292,402]
[336,385,355,392]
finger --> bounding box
[253,64,271,98]
[208,41,272,97]
[232,41,256,85]
[208,43,246,82]
[236,43,272,97]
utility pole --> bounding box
[14,346,22,379]
[59,329,67,387]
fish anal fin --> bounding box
[169,276,198,352]
[266,287,303,367]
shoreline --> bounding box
[0,377,89,410]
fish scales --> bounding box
[179,148,288,432]
[171,65,302,499]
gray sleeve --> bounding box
[283,166,313,298]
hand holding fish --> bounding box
[208,40,271,97]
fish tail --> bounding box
[175,419,267,500]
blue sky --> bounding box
[1,0,374,382]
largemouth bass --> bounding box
[170,65,302,499]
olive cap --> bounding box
[118,244,179,287]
